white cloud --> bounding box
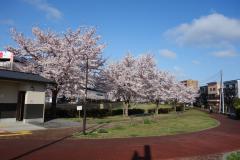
[23,0,62,20]
[192,60,200,65]
[0,19,15,25]
[211,50,237,57]
[165,13,240,48]
[159,49,176,59]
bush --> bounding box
[51,108,145,118]
[227,152,240,160]
[112,109,123,116]
[111,108,145,116]
[235,108,240,119]
[148,108,171,114]
[97,128,108,133]
[176,106,183,112]
[129,109,145,115]
[233,98,240,119]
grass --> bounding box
[72,109,219,139]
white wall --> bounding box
[237,80,240,98]
[25,91,45,104]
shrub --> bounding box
[148,108,171,114]
[143,118,151,124]
[235,108,240,119]
[233,98,240,119]
[97,128,108,133]
[129,109,145,115]
[112,109,123,116]
[227,151,240,160]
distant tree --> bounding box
[233,98,240,118]
[180,86,199,110]
[224,87,236,111]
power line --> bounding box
[199,71,221,86]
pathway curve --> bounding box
[1,113,240,160]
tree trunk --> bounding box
[124,101,129,116]
[122,102,125,116]
[183,103,185,112]
[174,100,177,112]
[51,89,58,118]
[155,100,159,115]
[109,102,112,116]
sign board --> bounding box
[0,51,13,60]
[100,104,104,109]
[77,106,82,110]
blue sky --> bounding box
[0,0,240,85]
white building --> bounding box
[0,69,54,123]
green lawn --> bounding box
[72,109,219,139]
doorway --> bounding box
[16,91,26,121]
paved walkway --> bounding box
[0,121,45,132]
[1,113,240,160]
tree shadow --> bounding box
[132,145,152,160]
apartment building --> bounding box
[181,79,199,90]
[207,82,220,112]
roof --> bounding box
[224,79,240,84]
[0,69,55,84]
[207,81,219,85]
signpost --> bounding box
[0,51,14,70]
[77,106,82,120]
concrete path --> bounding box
[0,121,45,132]
[1,113,240,160]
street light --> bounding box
[82,54,88,135]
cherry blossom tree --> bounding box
[7,27,105,117]
[104,53,142,116]
[180,86,199,111]
[136,54,169,115]
[104,53,198,116]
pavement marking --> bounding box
[0,130,32,137]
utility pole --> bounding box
[219,70,224,114]
[82,55,88,135]
[221,70,225,114]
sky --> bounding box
[0,0,240,85]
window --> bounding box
[213,88,216,91]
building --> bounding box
[224,79,240,113]
[0,69,54,123]
[181,79,199,90]
[207,82,220,112]
[224,80,240,98]
[198,85,208,108]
